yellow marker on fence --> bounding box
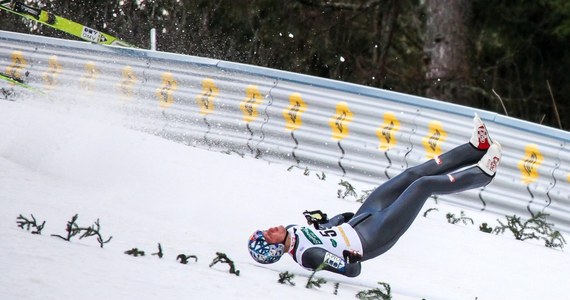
[195,78,218,115]
[79,61,99,92]
[329,101,353,141]
[118,66,137,99]
[283,93,307,131]
[422,120,447,159]
[155,72,177,108]
[42,55,62,89]
[240,85,263,122]
[377,112,400,151]
[517,144,544,184]
[6,51,27,80]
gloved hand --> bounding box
[303,210,328,229]
[342,249,363,264]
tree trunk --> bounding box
[423,0,471,105]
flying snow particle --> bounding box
[340,56,345,62]
[288,33,294,38]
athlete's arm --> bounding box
[301,247,361,277]
[316,212,354,229]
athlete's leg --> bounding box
[356,142,502,260]
[356,143,483,214]
[355,114,492,215]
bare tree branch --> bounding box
[295,0,381,11]
[546,80,562,129]
[492,89,509,116]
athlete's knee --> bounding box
[402,164,425,179]
[407,176,439,196]
[410,175,435,186]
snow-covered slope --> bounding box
[1,98,568,300]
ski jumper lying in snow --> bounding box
[248,114,502,277]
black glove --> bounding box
[343,249,363,264]
[303,210,328,229]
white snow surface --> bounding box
[1,98,569,300]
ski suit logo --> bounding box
[300,227,322,245]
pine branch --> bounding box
[209,252,240,276]
[356,281,392,299]
[152,243,164,258]
[334,282,340,295]
[337,179,357,199]
[16,214,46,234]
[446,211,474,225]
[177,254,198,264]
[278,271,296,286]
[51,214,80,241]
[544,231,567,249]
[423,207,439,218]
[306,263,327,288]
[124,248,145,257]
[306,276,327,289]
[77,218,112,248]
[356,188,374,203]
[50,214,112,247]
[494,213,567,249]
[479,223,494,233]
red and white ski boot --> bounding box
[478,141,502,176]
[470,113,492,150]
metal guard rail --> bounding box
[1,30,569,234]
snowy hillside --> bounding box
[1,97,569,300]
